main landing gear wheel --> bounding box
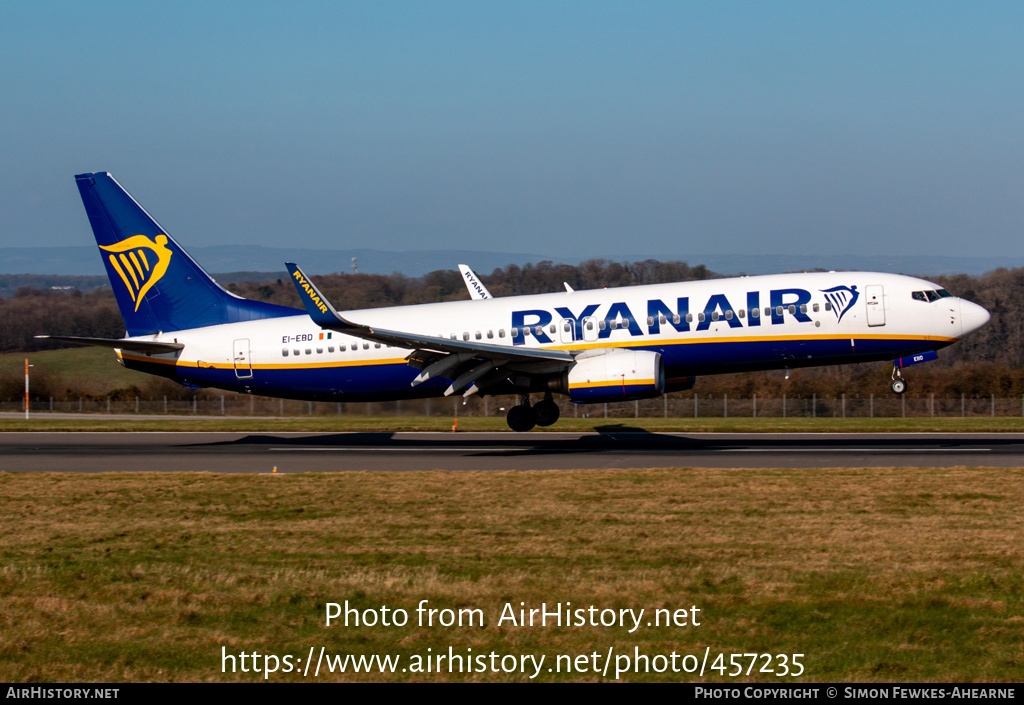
[506,405,536,432]
[533,398,560,427]
[891,378,907,394]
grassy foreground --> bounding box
[1,467,1022,682]
[4,415,1024,433]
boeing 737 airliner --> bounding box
[41,173,991,431]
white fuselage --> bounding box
[116,271,988,402]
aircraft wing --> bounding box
[286,263,573,395]
[34,335,184,354]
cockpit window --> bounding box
[913,289,951,302]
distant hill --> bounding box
[0,272,289,299]
[0,246,556,278]
[0,245,1019,279]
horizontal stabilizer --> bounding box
[35,335,184,353]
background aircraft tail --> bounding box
[75,172,298,336]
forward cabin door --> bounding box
[233,338,253,379]
[866,285,886,327]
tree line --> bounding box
[2,260,1023,400]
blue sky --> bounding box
[2,1,1023,260]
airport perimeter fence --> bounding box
[4,393,1024,419]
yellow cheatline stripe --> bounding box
[108,255,136,302]
[569,379,657,390]
[120,334,955,371]
[251,358,409,370]
[547,332,958,351]
[119,253,140,290]
[119,352,409,370]
[128,250,146,280]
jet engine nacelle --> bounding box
[565,348,665,403]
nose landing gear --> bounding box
[891,366,907,394]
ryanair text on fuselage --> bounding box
[510,286,853,345]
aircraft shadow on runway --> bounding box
[187,428,1016,458]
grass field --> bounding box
[1,347,147,394]
[1,467,1022,682]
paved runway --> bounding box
[2,430,1022,472]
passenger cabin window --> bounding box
[510,328,518,337]
[725,310,733,320]
[282,349,289,357]
[697,312,706,322]
[672,314,681,324]
[293,349,300,356]
[499,329,506,338]
[475,331,482,340]
[738,309,745,318]
[751,308,759,319]
[340,344,346,351]
[685,313,693,323]
[305,348,312,355]
[813,303,819,313]
[375,342,381,348]
[776,306,784,316]
[598,320,607,330]
[316,347,323,354]
[824,302,832,311]
[328,346,334,353]
[549,324,556,334]
[799,304,807,314]
[711,312,719,321]
[363,342,369,349]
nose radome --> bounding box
[959,299,991,337]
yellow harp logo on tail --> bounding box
[99,234,173,312]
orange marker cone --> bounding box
[452,418,458,432]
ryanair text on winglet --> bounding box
[292,270,329,315]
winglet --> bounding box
[285,263,356,331]
[458,264,492,300]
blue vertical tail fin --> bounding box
[75,172,298,336]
